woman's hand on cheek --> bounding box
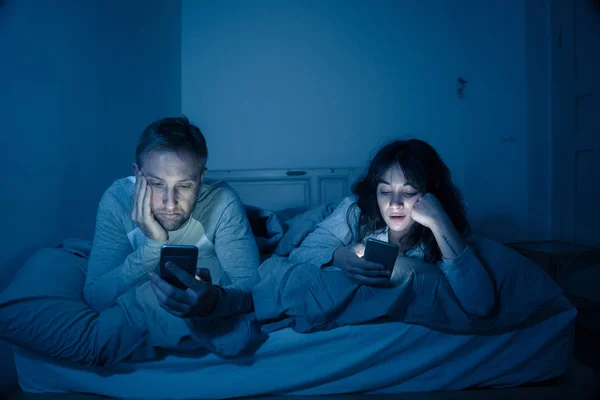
[410,193,447,229]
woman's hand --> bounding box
[411,193,466,259]
[410,193,447,230]
[332,243,390,286]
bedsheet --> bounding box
[14,296,575,399]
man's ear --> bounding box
[132,163,140,175]
[200,166,208,184]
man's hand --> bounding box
[131,172,168,241]
[148,261,219,318]
[332,243,390,286]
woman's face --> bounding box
[376,165,423,237]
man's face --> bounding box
[134,149,206,231]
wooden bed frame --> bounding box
[206,167,363,211]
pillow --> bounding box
[274,206,310,224]
[0,247,148,366]
[245,205,284,253]
[275,203,338,256]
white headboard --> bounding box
[206,168,363,211]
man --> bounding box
[84,116,258,323]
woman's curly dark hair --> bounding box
[347,139,470,263]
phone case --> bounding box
[363,238,399,271]
[160,245,199,290]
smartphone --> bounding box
[363,238,399,273]
[160,245,199,290]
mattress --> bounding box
[13,296,576,399]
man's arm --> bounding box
[209,192,261,317]
[213,196,260,289]
[84,190,163,313]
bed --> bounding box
[1,168,597,398]
[12,299,575,398]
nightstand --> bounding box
[505,240,600,283]
[507,240,600,372]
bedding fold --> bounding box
[253,237,568,335]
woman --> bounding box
[289,139,495,317]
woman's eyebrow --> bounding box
[378,179,414,187]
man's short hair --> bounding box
[136,116,208,167]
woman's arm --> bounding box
[288,197,357,267]
[433,218,495,317]
[411,194,495,317]
[289,197,390,285]
[430,213,467,260]
[436,244,495,317]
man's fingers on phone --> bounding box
[353,275,390,286]
[346,265,383,278]
[355,268,389,278]
[195,268,212,284]
[150,268,188,303]
[353,258,385,271]
[166,261,196,289]
[151,282,190,313]
[151,281,187,312]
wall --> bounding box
[183,0,465,174]
[454,1,531,243]
[0,0,181,390]
[526,0,553,241]
[182,0,547,242]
